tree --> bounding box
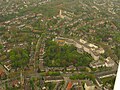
[44,40,93,67]
[9,48,29,68]
[30,79,35,90]
[0,44,3,49]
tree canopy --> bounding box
[9,48,29,68]
[0,44,3,50]
[44,40,92,67]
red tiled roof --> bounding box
[67,82,72,90]
[0,69,4,75]
[12,80,19,85]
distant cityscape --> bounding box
[0,0,120,90]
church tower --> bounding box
[59,10,64,19]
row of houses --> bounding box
[43,76,96,90]
[54,37,105,60]
[0,68,7,80]
[57,10,75,20]
[46,65,87,72]
[90,57,115,68]
[44,76,64,83]
[66,80,97,90]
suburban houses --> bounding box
[54,37,104,60]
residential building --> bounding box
[55,37,103,60]
[90,51,100,60]
[71,80,84,90]
[0,68,6,79]
[105,57,115,67]
[66,82,72,90]
[96,48,105,54]
[66,65,76,71]
[90,61,106,68]
[12,80,20,88]
[80,39,87,44]
[83,45,90,54]
[44,76,64,83]
[84,80,95,90]
[88,43,98,49]
[77,48,84,53]
[47,67,64,71]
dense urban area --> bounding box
[0,0,120,90]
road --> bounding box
[33,35,42,71]
[62,77,70,90]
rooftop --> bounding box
[85,80,94,86]
[67,82,73,90]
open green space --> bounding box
[44,40,93,67]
